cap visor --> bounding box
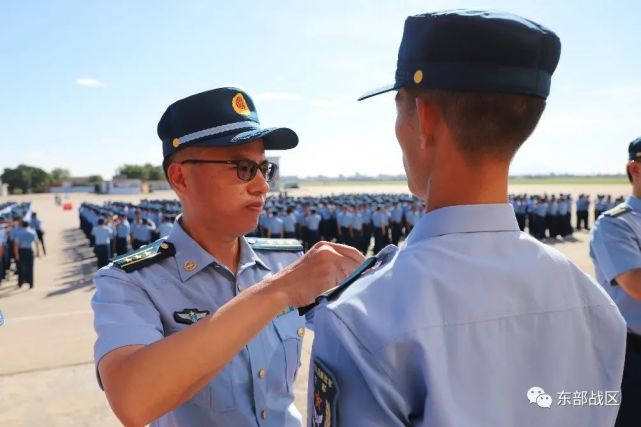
[232,127,298,150]
[357,83,400,101]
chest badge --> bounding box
[174,308,210,325]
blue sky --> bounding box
[1,0,640,179]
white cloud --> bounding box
[75,78,105,88]
[253,92,302,101]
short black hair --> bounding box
[408,88,546,162]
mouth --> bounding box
[245,201,264,212]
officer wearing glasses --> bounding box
[91,87,364,427]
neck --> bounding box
[180,213,240,274]
[633,184,641,199]
[425,157,509,212]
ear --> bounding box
[415,96,437,150]
[167,162,187,194]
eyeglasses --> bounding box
[179,159,278,182]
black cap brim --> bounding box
[232,127,298,150]
[357,83,401,101]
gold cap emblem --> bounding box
[172,138,180,148]
[413,69,423,84]
[232,93,251,116]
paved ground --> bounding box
[0,184,629,426]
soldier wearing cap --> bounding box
[91,87,363,427]
[92,217,114,269]
[590,136,641,427]
[114,213,131,255]
[308,10,625,426]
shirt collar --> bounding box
[166,216,270,283]
[405,203,520,245]
[625,195,641,212]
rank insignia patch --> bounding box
[312,359,339,427]
[173,308,210,325]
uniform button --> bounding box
[261,410,267,420]
[258,368,266,379]
[297,327,305,337]
[237,283,244,292]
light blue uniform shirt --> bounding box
[304,214,321,231]
[590,195,641,335]
[390,206,403,223]
[116,220,130,238]
[14,227,37,249]
[93,220,306,427]
[131,220,155,242]
[406,210,420,227]
[283,214,297,233]
[268,216,284,235]
[157,222,174,238]
[536,202,548,216]
[31,217,42,231]
[351,213,363,231]
[92,225,113,245]
[339,212,353,228]
[310,204,625,427]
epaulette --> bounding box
[604,204,632,218]
[246,237,303,251]
[111,238,176,273]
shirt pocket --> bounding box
[273,314,304,392]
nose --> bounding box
[247,167,270,196]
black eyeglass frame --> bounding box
[178,159,278,182]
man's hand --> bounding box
[268,241,366,308]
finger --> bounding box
[330,243,367,263]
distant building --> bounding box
[146,180,172,193]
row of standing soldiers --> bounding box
[79,202,176,268]
[510,193,625,240]
[250,194,427,254]
[0,203,45,289]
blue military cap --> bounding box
[628,136,641,160]
[359,10,561,101]
[158,87,298,159]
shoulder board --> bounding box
[111,238,175,273]
[604,204,632,218]
[297,244,399,315]
[246,237,303,251]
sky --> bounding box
[1,0,640,179]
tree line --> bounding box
[1,163,164,194]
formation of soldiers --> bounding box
[0,202,43,289]
[510,193,625,240]
[79,200,179,268]
[78,191,627,268]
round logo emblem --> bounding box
[232,93,251,116]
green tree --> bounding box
[118,163,165,181]
[1,164,51,193]
[50,168,71,185]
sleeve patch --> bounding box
[312,359,340,427]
